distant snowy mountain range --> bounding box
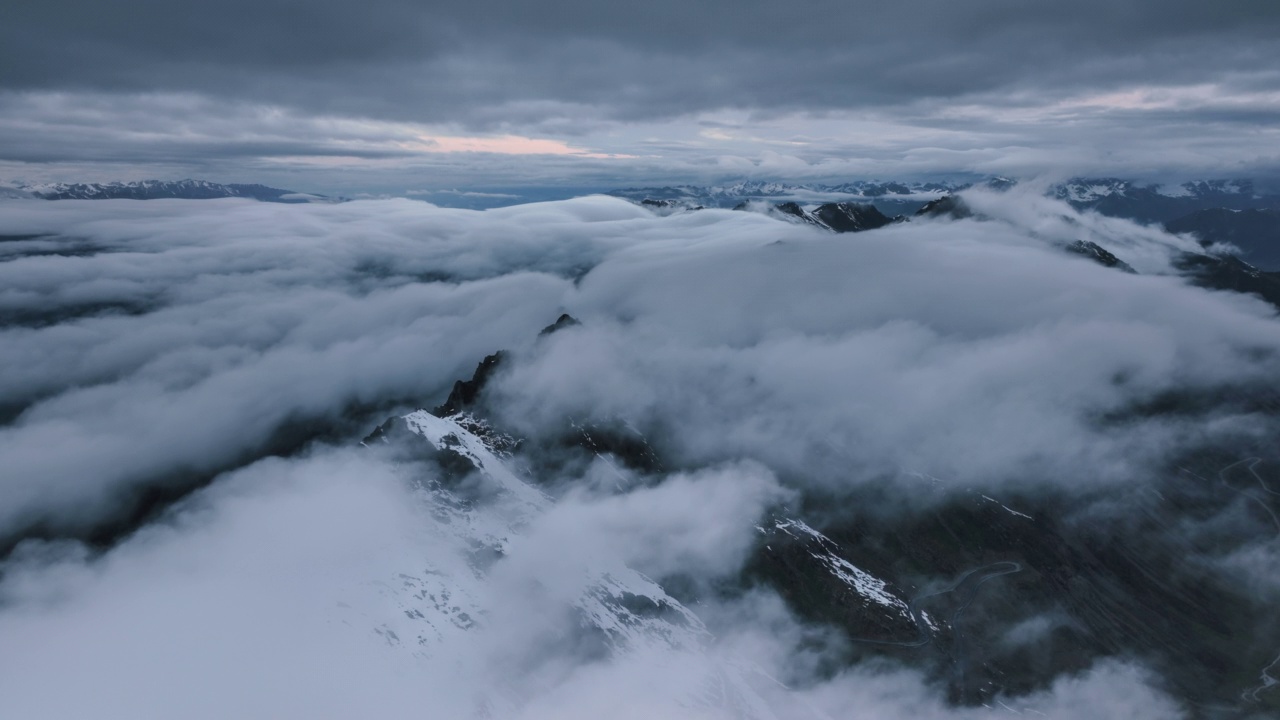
[609,179,976,207]
[4,175,1277,270]
[610,177,1279,217]
[4,176,1275,216]
[0,179,333,203]
[619,177,1280,270]
[614,179,975,205]
[1047,178,1277,222]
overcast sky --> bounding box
[3,1,1280,194]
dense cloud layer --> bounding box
[0,446,1186,719]
[5,192,1277,530]
[492,192,1280,501]
[2,194,1279,716]
[5,1,1279,123]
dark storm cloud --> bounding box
[1,2,1278,190]
[3,0,1279,126]
[0,93,420,165]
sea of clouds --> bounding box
[2,189,1278,717]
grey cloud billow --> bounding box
[0,198,626,535]
[492,192,1280,500]
[1,193,1278,716]
[0,447,1183,719]
[3,1,1280,125]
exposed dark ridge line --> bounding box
[432,352,506,418]
[539,313,581,336]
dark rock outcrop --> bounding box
[1066,240,1136,273]
[915,195,974,220]
[1166,208,1280,271]
[812,202,898,233]
[433,352,506,417]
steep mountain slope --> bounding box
[812,202,900,232]
[1053,178,1280,224]
[1174,252,1280,310]
[358,371,866,718]
[730,200,902,232]
[376,307,1280,713]
[1166,208,1280,271]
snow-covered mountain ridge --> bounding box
[1,178,333,203]
[609,179,973,207]
[610,176,1280,219]
[359,402,878,717]
[3,192,1279,715]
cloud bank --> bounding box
[2,192,1279,716]
[0,446,1186,719]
